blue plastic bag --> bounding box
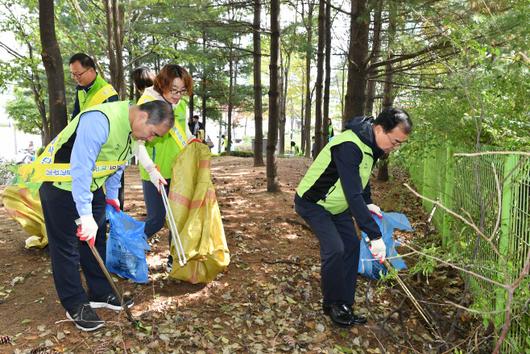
[105,205,150,283]
[358,212,413,280]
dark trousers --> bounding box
[142,179,172,247]
[294,194,361,307]
[39,182,113,314]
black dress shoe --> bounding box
[324,303,367,326]
[323,303,350,315]
[350,313,367,325]
[327,303,355,327]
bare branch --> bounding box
[401,243,506,289]
[369,40,454,70]
[444,300,505,315]
[0,41,25,59]
[403,183,500,257]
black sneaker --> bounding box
[66,304,104,332]
[90,294,134,311]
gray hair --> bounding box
[138,100,174,128]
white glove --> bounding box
[369,238,386,263]
[147,167,166,192]
[134,141,167,191]
[367,203,382,218]
[77,214,98,247]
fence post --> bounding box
[495,154,518,327]
[422,150,435,211]
[434,147,446,230]
[442,145,454,249]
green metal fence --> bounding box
[407,146,529,353]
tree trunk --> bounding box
[278,50,285,155]
[31,83,49,145]
[39,0,67,140]
[314,0,325,156]
[343,0,369,119]
[152,36,160,72]
[189,64,195,119]
[201,89,207,130]
[377,3,396,182]
[323,0,331,147]
[282,55,289,152]
[104,0,116,88]
[267,0,280,192]
[339,61,346,128]
[303,3,314,157]
[103,0,125,98]
[127,45,134,101]
[365,0,383,116]
[189,93,194,119]
[113,0,125,98]
[382,10,396,110]
[201,31,208,130]
[227,51,233,153]
[300,69,305,152]
[253,0,264,166]
[279,50,290,156]
[27,42,50,144]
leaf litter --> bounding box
[0,157,480,352]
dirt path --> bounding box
[0,157,471,353]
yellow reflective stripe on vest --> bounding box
[20,129,125,183]
[137,92,188,149]
[86,84,118,107]
[33,132,63,165]
[18,160,126,182]
[169,124,188,150]
[137,94,156,105]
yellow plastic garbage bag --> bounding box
[167,142,230,283]
[3,185,48,248]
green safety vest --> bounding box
[328,124,334,139]
[296,130,374,214]
[19,101,132,192]
[78,75,118,112]
[137,93,188,180]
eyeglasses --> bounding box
[70,69,90,79]
[385,132,404,147]
[168,88,188,96]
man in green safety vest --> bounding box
[32,100,173,332]
[294,108,412,327]
[68,53,126,208]
[69,53,119,119]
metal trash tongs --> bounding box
[362,226,442,341]
[160,185,187,267]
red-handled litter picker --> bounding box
[160,186,187,267]
[75,220,150,332]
